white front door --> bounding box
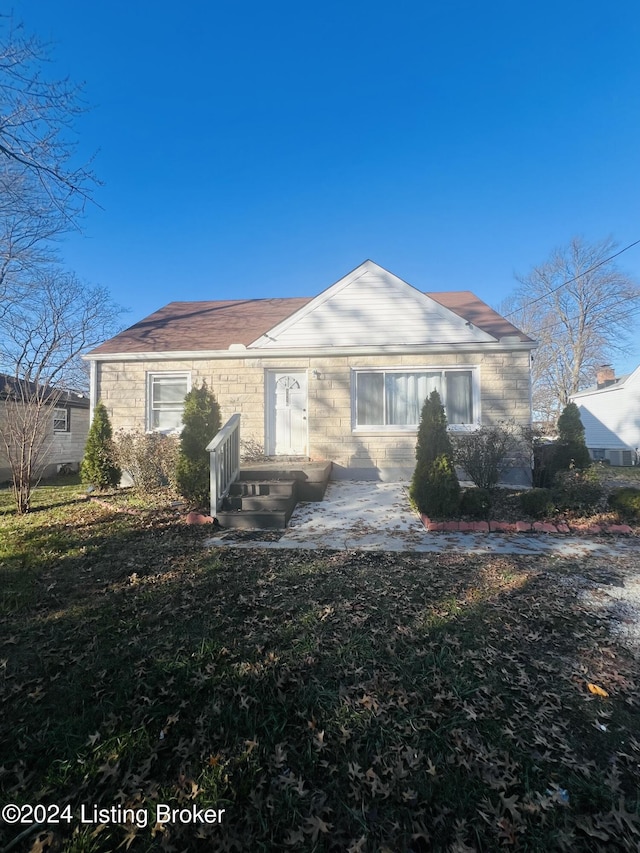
[267,371,308,455]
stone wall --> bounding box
[95,349,532,481]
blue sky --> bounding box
[13,0,640,372]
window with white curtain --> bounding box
[147,373,191,431]
[353,368,476,428]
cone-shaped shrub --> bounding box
[80,401,121,489]
[410,390,460,516]
[175,382,221,507]
[552,402,591,473]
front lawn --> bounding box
[1,482,639,852]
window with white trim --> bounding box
[353,368,477,429]
[53,408,69,433]
[147,373,190,431]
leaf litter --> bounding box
[0,486,639,851]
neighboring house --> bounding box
[86,260,536,482]
[571,365,640,466]
[0,373,90,482]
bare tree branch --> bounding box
[502,236,640,422]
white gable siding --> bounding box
[573,366,640,451]
[250,263,495,349]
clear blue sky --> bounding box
[14,0,640,373]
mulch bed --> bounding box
[423,485,639,535]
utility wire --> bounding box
[502,238,640,319]
[525,293,640,339]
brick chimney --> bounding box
[596,365,615,388]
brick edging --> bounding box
[420,515,634,535]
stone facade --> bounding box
[96,348,532,481]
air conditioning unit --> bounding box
[607,449,633,467]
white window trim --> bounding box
[53,407,69,433]
[351,365,481,433]
[146,371,192,433]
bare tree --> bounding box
[502,236,640,422]
[0,18,119,513]
[0,376,62,513]
[0,18,96,217]
[0,18,98,314]
[0,269,123,513]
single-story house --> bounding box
[0,373,90,482]
[571,365,640,466]
[85,260,536,482]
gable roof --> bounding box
[249,261,501,348]
[88,261,533,357]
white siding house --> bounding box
[571,365,640,466]
[0,375,90,482]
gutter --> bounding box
[84,340,537,363]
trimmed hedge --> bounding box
[608,487,640,521]
[519,488,555,519]
[459,488,492,519]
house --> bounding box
[0,373,90,482]
[571,365,640,466]
[86,260,536,483]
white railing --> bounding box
[206,414,241,517]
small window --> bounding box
[148,373,190,431]
[591,448,606,461]
[53,408,69,433]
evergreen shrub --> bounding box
[519,488,555,519]
[551,403,591,474]
[553,468,603,512]
[176,382,221,507]
[459,488,492,519]
[80,401,121,489]
[608,487,640,521]
[410,390,459,516]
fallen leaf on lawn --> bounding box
[304,815,333,843]
[284,828,305,845]
[587,682,609,697]
[347,836,367,853]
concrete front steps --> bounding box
[215,460,332,530]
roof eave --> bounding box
[84,340,537,362]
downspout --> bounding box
[89,360,98,421]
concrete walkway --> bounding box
[206,481,639,556]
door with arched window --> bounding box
[266,370,308,455]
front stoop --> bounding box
[238,460,332,501]
[216,479,298,530]
[215,461,332,530]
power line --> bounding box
[525,292,640,339]
[502,238,640,319]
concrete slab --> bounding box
[206,481,640,556]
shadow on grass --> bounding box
[0,476,88,517]
[1,529,639,852]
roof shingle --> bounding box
[88,290,531,356]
